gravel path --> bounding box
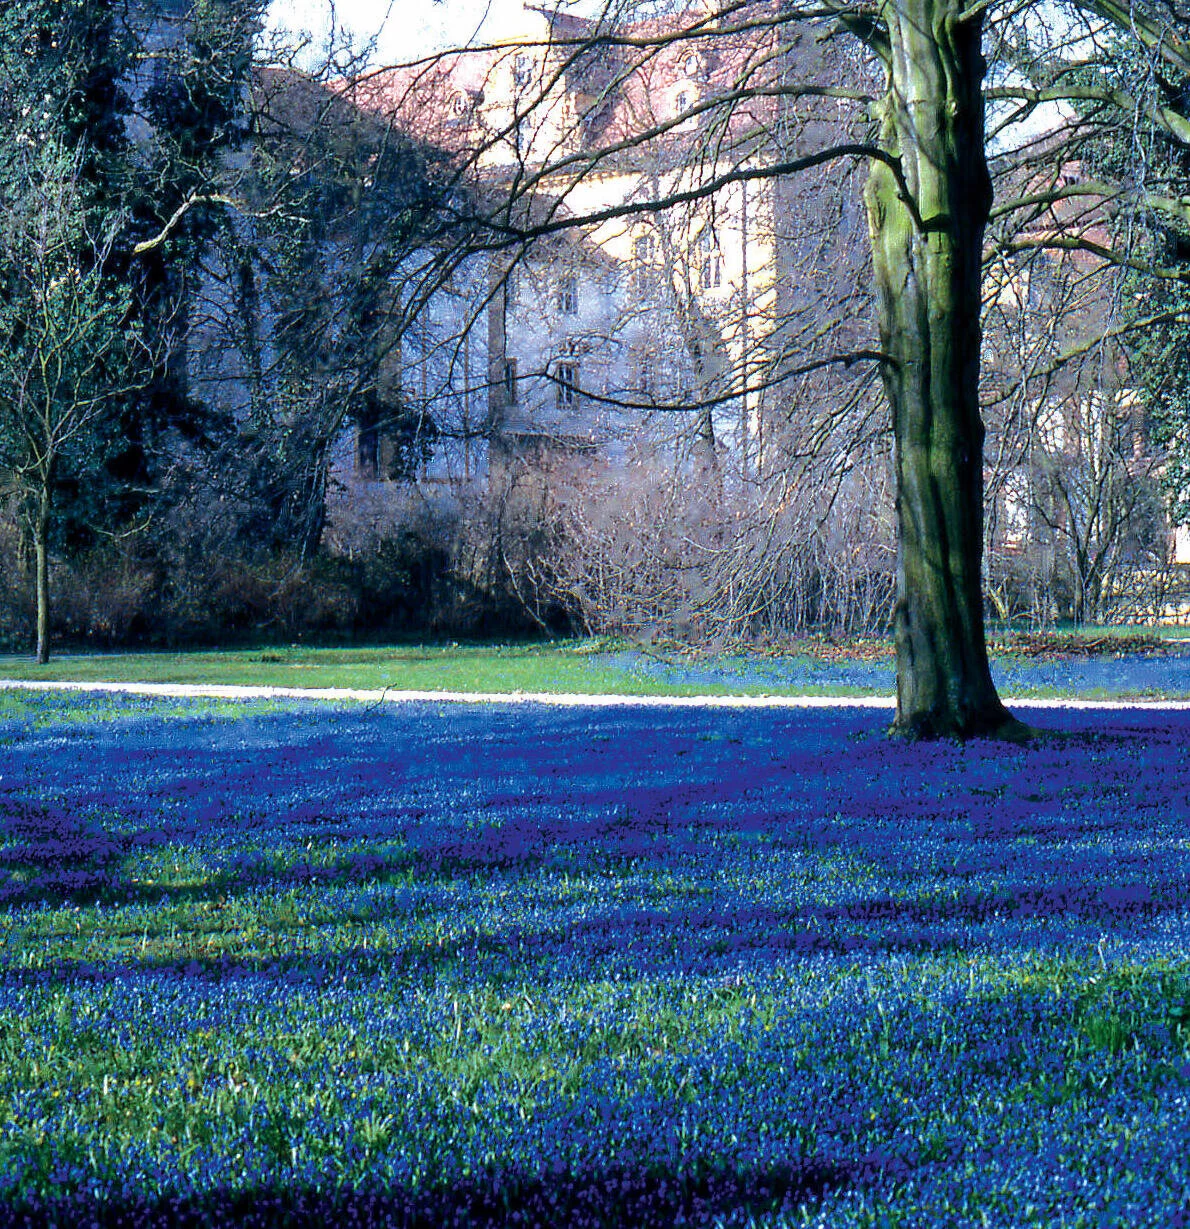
[3,677,1190,710]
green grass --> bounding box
[0,641,647,691]
[0,626,1188,700]
[0,689,293,728]
[1012,622,1190,639]
[0,640,821,697]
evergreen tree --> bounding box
[1118,64,1190,528]
[0,1,263,651]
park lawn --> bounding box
[0,692,1188,1226]
[1,627,1189,700]
[0,639,901,699]
[0,641,785,697]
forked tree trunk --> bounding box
[865,0,1023,739]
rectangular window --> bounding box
[556,357,580,407]
[700,230,722,289]
[504,357,519,405]
[701,251,722,289]
[557,272,578,314]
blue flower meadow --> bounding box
[0,691,1188,1226]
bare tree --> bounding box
[0,144,151,662]
[354,0,1012,732]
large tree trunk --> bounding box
[34,479,51,665]
[865,0,1022,738]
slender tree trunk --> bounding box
[1072,559,1087,626]
[866,0,1022,738]
[34,478,51,665]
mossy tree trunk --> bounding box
[864,0,1021,738]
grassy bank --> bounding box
[0,640,873,697]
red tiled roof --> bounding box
[337,2,840,161]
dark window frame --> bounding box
[557,272,579,315]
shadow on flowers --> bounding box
[0,800,146,908]
[1,1153,866,1229]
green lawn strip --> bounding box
[0,645,603,691]
[996,623,1190,643]
[0,691,300,730]
[0,630,1188,699]
[1002,687,1190,702]
[0,642,862,697]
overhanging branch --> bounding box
[532,348,891,416]
[482,144,915,246]
[133,194,239,255]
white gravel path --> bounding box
[2,678,1190,710]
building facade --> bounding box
[322,0,874,546]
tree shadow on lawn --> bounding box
[3,793,1187,964]
[11,861,1186,993]
[0,799,140,908]
[5,710,1190,1223]
[2,706,1188,922]
[1,1152,881,1229]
